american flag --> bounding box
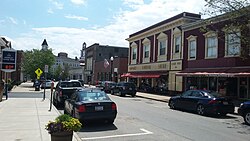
[104,59,109,68]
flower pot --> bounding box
[51,131,73,141]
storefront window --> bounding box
[239,77,248,99]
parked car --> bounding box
[110,81,136,97]
[103,81,116,93]
[139,83,154,93]
[41,80,52,89]
[168,90,235,116]
[238,101,250,125]
[64,88,117,124]
[78,79,84,86]
[53,80,83,107]
[96,81,116,93]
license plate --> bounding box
[95,106,103,111]
[223,101,228,105]
[129,88,132,90]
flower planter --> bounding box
[51,131,73,141]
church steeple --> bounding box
[41,39,48,50]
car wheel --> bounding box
[244,111,250,125]
[197,104,205,115]
[169,100,175,109]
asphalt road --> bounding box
[9,83,250,141]
[75,94,250,141]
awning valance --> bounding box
[176,67,250,77]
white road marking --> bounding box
[81,128,153,140]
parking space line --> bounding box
[81,128,153,140]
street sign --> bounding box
[45,65,48,73]
[35,68,43,79]
[1,49,17,72]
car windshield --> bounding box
[79,91,110,101]
[60,82,81,87]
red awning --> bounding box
[121,73,161,78]
[176,67,250,77]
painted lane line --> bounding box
[81,128,153,140]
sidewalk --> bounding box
[0,83,81,141]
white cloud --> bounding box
[8,17,18,25]
[65,15,88,21]
[11,0,207,58]
[49,0,64,9]
[47,8,54,14]
[71,0,86,5]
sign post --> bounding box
[43,65,48,100]
[1,49,17,99]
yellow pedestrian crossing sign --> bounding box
[35,68,43,79]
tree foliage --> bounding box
[21,49,55,80]
[203,0,250,58]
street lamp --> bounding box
[110,56,114,81]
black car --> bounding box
[64,88,117,124]
[168,90,235,116]
[103,81,116,93]
[110,81,136,97]
[238,101,250,125]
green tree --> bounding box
[203,0,250,58]
[21,49,55,80]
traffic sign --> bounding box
[35,68,43,76]
[1,49,17,72]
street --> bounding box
[72,94,250,141]
[9,83,250,141]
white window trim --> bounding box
[203,31,218,59]
[130,42,137,64]
[224,30,241,57]
[142,38,150,63]
[157,33,168,61]
[187,35,197,60]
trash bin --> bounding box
[35,81,40,91]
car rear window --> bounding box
[203,91,222,98]
[60,82,81,87]
[79,91,110,101]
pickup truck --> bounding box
[53,80,83,107]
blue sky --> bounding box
[0,0,207,58]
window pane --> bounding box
[132,48,137,59]
[175,36,181,53]
[226,32,240,55]
[159,40,166,55]
[144,44,150,58]
[189,40,196,59]
[207,37,217,57]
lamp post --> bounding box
[110,56,114,81]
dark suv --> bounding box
[110,81,136,97]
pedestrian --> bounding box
[0,80,5,102]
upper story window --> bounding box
[142,38,150,63]
[130,42,137,64]
[157,32,167,62]
[144,44,150,58]
[174,36,181,53]
[132,47,137,60]
[187,35,197,60]
[204,31,218,59]
[225,30,241,56]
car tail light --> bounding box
[208,100,219,104]
[112,103,117,110]
[78,105,86,112]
